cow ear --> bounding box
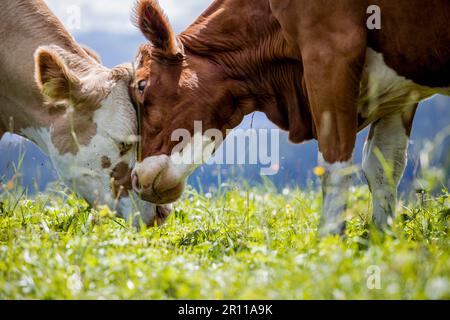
[34,46,81,104]
[133,0,183,57]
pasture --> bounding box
[0,181,448,299]
[1,0,449,302]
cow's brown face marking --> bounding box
[119,142,133,157]
[101,156,112,169]
[51,113,98,155]
[111,161,132,199]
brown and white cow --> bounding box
[130,0,449,234]
[0,0,171,226]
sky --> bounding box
[44,0,213,35]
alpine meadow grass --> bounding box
[0,127,449,300]
[0,180,448,299]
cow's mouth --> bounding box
[132,171,185,205]
[155,205,172,223]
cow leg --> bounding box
[299,35,366,235]
[362,105,417,230]
[271,0,368,235]
[302,42,365,236]
[318,152,354,236]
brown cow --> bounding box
[0,0,171,226]
[130,0,449,234]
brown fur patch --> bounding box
[6,0,86,59]
[110,162,132,199]
[101,156,112,169]
[119,142,133,157]
[50,110,97,155]
[368,0,450,88]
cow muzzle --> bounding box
[116,196,172,227]
[131,155,186,204]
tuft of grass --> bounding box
[0,184,448,300]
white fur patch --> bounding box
[362,113,409,228]
[359,49,447,120]
[134,52,143,69]
[318,152,353,235]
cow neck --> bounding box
[0,0,92,139]
[179,0,314,143]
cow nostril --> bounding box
[132,173,142,192]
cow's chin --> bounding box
[145,203,173,226]
[139,181,185,205]
[116,194,173,227]
[132,155,189,205]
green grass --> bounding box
[0,183,449,300]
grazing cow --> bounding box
[130,0,449,234]
[0,0,171,226]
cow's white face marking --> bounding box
[23,63,157,226]
[131,129,218,204]
[134,52,143,69]
[318,152,354,236]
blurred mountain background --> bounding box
[1,0,449,195]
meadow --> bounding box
[0,179,448,300]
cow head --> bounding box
[34,45,171,226]
[130,0,246,204]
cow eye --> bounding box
[137,80,147,95]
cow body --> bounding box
[0,0,169,226]
[270,0,449,232]
[131,0,449,234]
